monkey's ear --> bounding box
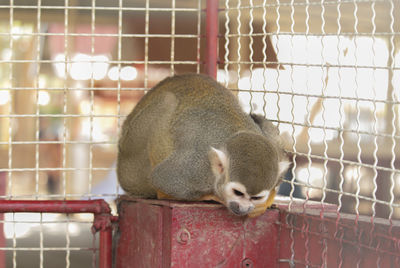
[278,160,291,177]
[209,147,229,176]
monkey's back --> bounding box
[159,73,260,137]
[160,74,246,119]
[118,73,261,198]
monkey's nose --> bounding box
[228,201,254,216]
[228,201,241,215]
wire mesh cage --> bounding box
[220,0,400,266]
[0,0,399,267]
[0,0,205,266]
[221,0,400,219]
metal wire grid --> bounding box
[2,212,97,267]
[0,0,399,266]
[0,0,204,267]
[221,0,399,266]
[222,0,400,216]
[0,1,204,197]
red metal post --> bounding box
[0,173,6,268]
[92,214,117,268]
[99,228,113,268]
[205,0,219,79]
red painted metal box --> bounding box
[114,196,400,267]
[114,196,280,268]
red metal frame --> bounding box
[205,0,219,79]
[0,199,117,268]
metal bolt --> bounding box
[177,228,191,245]
[241,258,253,268]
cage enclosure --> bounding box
[0,0,399,267]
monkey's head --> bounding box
[209,132,290,216]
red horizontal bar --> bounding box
[0,199,111,214]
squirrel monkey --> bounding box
[117,74,289,217]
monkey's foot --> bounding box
[248,189,277,218]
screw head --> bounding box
[177,228,191,245]
[241,258,253,268]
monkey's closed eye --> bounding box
[233,189,244,197]
[251,196,263,201]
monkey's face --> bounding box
[222,181,269,216]
[209,146,282,216]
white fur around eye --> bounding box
[224,182,248,200]
[250,190,270,205]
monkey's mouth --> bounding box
[230,210,249,216]
[228,201,254,216]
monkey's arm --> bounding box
[247,188,277,218]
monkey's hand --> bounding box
[247,189,277,218]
